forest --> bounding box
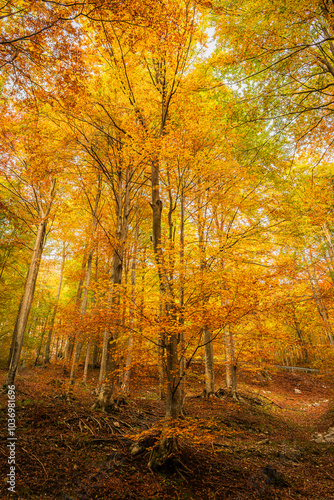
[1,0,334,498]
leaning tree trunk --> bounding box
[5,220,47,387]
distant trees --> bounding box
[2,0,334,470]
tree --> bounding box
[1,106,68,386]
[214,0,334,159]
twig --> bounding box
[22,447,47,476]
[256,393,284,409]
[310,457,334,481]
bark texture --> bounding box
[6,220,47,387]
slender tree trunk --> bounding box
[83,341,91,383]
[151,158,166,400]
[179,187,186,412]
[54,335,59,361]
[34,316,48,366]
[204,326,215,394]
[96,166,131,409]
[5,220,47,387]
[197,202,215,396]
[20,347,28,368]
[65,248,87,362]
[7,297,23,369]
[157,302,165,400]
[224,327,232,389]
[68,180,101,397]
[92,343,99,368]
[96,252,123,408]
[151,157,181,416]
[148,155,182,473]
[121,217,139,394]
[83,241,99,383]
[44,242,66,365]
[229,328,238,399]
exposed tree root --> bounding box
[92,386,115,412]
[190,387,270,406]
[190,387,241,401]
[129,430,161,457]
[216,388,242,401]
[148,434,181,473]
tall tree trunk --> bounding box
[44,242,66,365]
[96,165,131,410]
[34,316,48,366]
[198,201,215,396]
[151,157,181,416]
[83,242,99,383]
[224,326,238,398]
[65,249,88,363]
[67,177,101,397]
[179,186,186,412]
[7,297,23,370]
[224,327,232,389]
[204,327,215,395]
[83,341,91,383]
[229,328,238,399]
[157,302,165,400]
[5,220,47,387]
[121,215,139,394]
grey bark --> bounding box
[121,216,139,394]
[224,327,232,389]
[44,242,66,365]
[5,219,48,387]
[179,187,186,411]
[97,165,131,409]
[198,201,215,395]
[67,179,101,397]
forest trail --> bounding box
[1,365,334,499]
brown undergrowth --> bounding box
[0,365,334,499]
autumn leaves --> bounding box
[1,2,334,431]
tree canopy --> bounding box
[1,0,334,471]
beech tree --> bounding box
[3,0,334,480]
[1,120,57,386]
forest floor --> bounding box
[1,364,334,499]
